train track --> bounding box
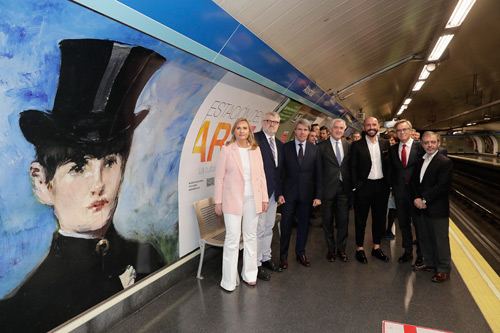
[450,170,500,274]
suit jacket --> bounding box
[350,135,390,190]
[0,225,164,332]
[254,131,283,200]
[317,138,351,199]
[281,140,322,204]
[214,142,268,215]
[389,140,425,199]
[410,152,453,218]
[438,146,448,156]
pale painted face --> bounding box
[422,134,440,155]
[261,115,280,136]
[49,154,123,234]
[294,123,310,142]
[331,121,345,141]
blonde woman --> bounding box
[214,118,268,292]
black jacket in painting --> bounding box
[0,225,164,332]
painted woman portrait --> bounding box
[0,39,166,332]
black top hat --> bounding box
[19,39,166,148]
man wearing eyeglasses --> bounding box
[254,112,284,280]
[389,120,425,265]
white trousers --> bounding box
[221,196,259,291]
[257,193,277,266]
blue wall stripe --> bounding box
[71,0,358,124]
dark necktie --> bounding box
[298,143,304,164]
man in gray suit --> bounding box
[318,119,351,262]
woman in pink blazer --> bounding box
[215,118,268,292]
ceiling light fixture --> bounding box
[426,63,437,72]
[403,98,412,105]
[418,67,431,80]
[446,0,477,28]
[412,81,425,91]
[428,34,454,61]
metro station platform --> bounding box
[108,209,500,333]
[449,153,500,167]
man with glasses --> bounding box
[389,120,425,265]
[254,112,284,280]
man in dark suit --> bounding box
[318,119,351,262]
[254,112,284,281]
[389,120,425,264]
[350,117,390,264]
[410,132,453,283]
[279,119,322,268]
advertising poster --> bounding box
[178,73,284,254]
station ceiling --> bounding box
[214,0,500,134]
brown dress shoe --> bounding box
[296,255,311,267]
[431,272,450,283]
[279,259,288,269]
[412,264,436,272]
[326,251,336,262]
[337,251,348,262]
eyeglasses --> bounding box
[264,119,279,125]
[396,128,409,133]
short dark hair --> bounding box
[35,137,131,183]
[319,126,330,133]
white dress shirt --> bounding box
[398,137,414,161]
[330,137,344,162]
[420,150,439,183]
[366,136,383,180]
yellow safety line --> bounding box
[449,219,500,332]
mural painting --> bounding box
[0,0,287,330]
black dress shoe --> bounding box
[326,250,336,262]
[414,256,424,266]
[337,251,348,262]
[412,263,435,272]
[279,259,288,269]
[398,252,413,263]
[296,255,311,267]
[257,267,271,281]
[371,248,389,262]
[355,250,368,264]
[262,260,282,272]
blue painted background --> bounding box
[0,0,229,298]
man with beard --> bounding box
[254,112,284,280]
[350,117,391,264]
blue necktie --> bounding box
[336,141,343,181]
[298,143,304,164]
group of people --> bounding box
[214,113,453,292]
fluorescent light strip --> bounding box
[412,81,425,91]
[446,0,477,28]
[428,34,454,61]
[419,67,430,80]
[403,98,412,105]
